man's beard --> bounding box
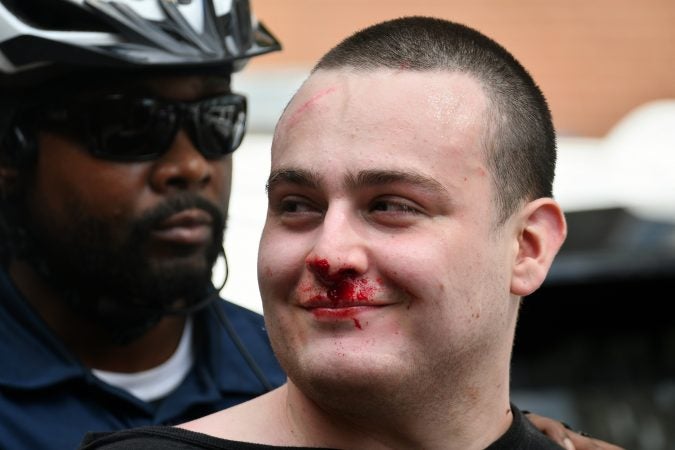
[24,194,225,345]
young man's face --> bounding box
[20,75,234,337]
[259,69,524,399]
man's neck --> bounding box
[184,376,513,450]
[9,259,187,372]
[282,380,513,450]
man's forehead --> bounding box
[276,69,488,152]
[284,69,487,126]
[271,68,491,196]
[296,67,484,97]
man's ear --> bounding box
[510,198,567,297]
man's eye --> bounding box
[272,196,323,229]
[370,199,421,214]
[279,199,318,214]
[270,194,324,218]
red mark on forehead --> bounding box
[286,86,337,128]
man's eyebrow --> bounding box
[266,168,322,193]
[346,169,448,195]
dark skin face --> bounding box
[8,75,233,371]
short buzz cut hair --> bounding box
[313,16,556,224]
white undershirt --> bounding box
[92,316,195,402]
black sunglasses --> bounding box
[27,92,247,161]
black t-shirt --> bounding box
[79,428,335,450]
[486,405,564,449]
[79,404,563,449]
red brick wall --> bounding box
[250,0,675,137]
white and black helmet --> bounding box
[0,0,280,88]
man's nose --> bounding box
[149,129,212,193]
[306,206,369,284]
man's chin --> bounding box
[63,276,213,346]
[43,253,215,343]
[93,307,164,346]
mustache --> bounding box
[134,194,226,236]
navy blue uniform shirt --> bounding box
[0,269,286,450]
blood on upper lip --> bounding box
[327,278,372,302]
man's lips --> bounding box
[301,296,388,320]
[151,209,213,245]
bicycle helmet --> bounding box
[0,0,280,88]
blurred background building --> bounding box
[244,0,675,137]
[218,2,675,448]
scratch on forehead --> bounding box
[285,86,338,128]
